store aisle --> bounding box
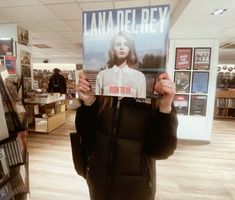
[27,110,90,200]
[28,111,235,200]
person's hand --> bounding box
[154,72,175,113]
[77,74,96,106]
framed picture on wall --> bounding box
[193,47,211,70]
[175,48,192,70]
[0,38,13,56]
[20,50,31,66]
[191,72,209,93]
[17,27,29,46]
[174,71,191,93]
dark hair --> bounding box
[53,68,61,73]
[107,31,138,68]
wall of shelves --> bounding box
[33,63,76,100]
[214,90,235,119]
[0,67,29,199]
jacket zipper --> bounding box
[106,99,121,199]
[143,157,152,188]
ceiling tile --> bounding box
[79,1,114,11]
[0,7,35,23]
[77,0,112,2]
[35,31,65,39]
[41,20,73,31]
[0,0,41,7]
[18,21,50,31]
[57,31,80,38]
[39,0,76,4]
[18,5,61,21]
[114,0,149,9]
[46,3,82,20]
[65,20,82,31]
[150,0,178,12]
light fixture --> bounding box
[211,9,227,15]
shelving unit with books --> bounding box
[0,66,29,200]
[33,65,76,100]
[214,64,235,119]
[214,90,235,119]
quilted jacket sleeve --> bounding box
[143,107,178,160]
[75,100,99,153]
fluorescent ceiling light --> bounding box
[211,9,227,15]
[0,38,11,40]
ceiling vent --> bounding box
[33,44,51,48]
[220,43,235,49]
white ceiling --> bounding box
[0,0,234,63]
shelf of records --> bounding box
[216,64,235,89]
[0,62,29,198]
[0,132,29,200]
[214,90,235,119]
[33,68,76,99]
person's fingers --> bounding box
[155,79,175,94]
[77,84,90,93]
[79,74,86,79]
[78,74,92,93]
[158,72,170,80]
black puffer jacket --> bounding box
[75,97,178,200]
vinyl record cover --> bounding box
[174,94,189,115]
[82,5,170,98]
[4,56,16,75]
[0,39,13,56]
[190,95,207,116]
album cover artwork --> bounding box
[82,5,170,98]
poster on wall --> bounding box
[193,47,211,70]
[17,27,29,46]
[0,38,13,56]
[191,72,209,93]
[174,94,189,115]
[175,48,192,70]
[20,50,31,66]
[22,77,32,98]
[20,50,31,78]
[82,5,170,98]
[174,71,191,93]
[4,56,16,74]
[190,95,207,116]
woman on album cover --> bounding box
[95,31,146,98]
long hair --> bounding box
[107,31,138,68]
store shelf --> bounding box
[214,90,235,119]
[25,94,66,133]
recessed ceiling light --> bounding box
[211,9,227,15]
